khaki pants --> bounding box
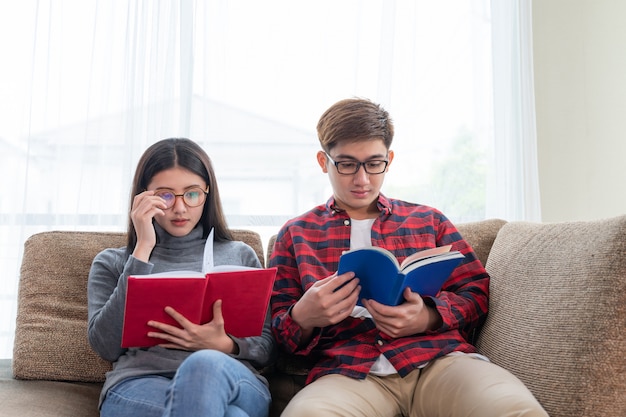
[281,354,548,417]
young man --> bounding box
[269,98,547,417]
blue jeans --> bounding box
[101,350,271,417]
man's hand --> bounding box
[146,301,238,354]
[290,272,360,336]
[361,287,442,338]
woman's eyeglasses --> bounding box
[153,187,209,209]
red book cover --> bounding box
[121,267,277,348]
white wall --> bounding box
[533,0,626,222]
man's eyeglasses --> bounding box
[154,187,209,209]
[325,153,389,175]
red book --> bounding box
[121,266,277,348]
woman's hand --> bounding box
[130,190,167,262]
[361,287,442,338]
[146,301,238,354]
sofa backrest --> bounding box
[475,215,626,417]
[12,229,264,382]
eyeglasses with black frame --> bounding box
[325,153,389,175]
[153,187,209,209]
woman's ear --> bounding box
[316,151,329,173]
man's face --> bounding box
[317,138,394,219]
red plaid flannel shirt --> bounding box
[269,194,489,384]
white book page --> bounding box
[209,265,259,272]
[202,228,215,274]
[131,271,203,278]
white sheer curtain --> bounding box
[0,0,538,358]
[489,0,541,221]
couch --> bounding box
[1,217,625,417]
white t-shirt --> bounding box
[348,218,397,375]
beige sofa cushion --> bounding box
[14,231,124,382]
[1,359,101,417]
[13,229,265,382]
[454,218,507,267]
[477,215,626,417]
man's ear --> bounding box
[317,151,329,173]
[386,150,395,171]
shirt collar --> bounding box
[326,194,393,216]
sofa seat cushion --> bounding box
[477,215,626,417]
[0,359,101,417]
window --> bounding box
[1,0,537,358]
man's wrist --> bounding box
[289,303,314,342]
[424,304,443,331]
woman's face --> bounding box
[146,167,207,237]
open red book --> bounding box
[121,266,277,348]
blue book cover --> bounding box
[336,246,465,306]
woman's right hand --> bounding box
[130,190,167,262]
[147,303,238,354]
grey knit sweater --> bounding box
[87,223,275,406]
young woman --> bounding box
[87,138,275,417]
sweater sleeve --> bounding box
[87,248,153,362]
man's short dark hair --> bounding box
[316,97,394,152]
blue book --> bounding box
[336,245,465,306]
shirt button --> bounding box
[343,219,350,226]
[377,340,384,346]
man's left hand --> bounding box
[361,287,442,338]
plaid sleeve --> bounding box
[268,224,305,353]
[427,214,490,340]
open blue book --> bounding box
[337,245,465,306]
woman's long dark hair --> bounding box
[126,138,232,252]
